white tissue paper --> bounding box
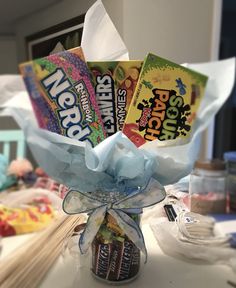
[81,0,129,61]
[150,218,236,272]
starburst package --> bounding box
[88,61,142,136]
[123,53,208,147]
[19,47,106,147]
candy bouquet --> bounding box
[1,0,235,284]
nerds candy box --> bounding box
[19,47,106,147]
[123,53,208,147]
[88,61,142,136]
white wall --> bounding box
[0,37,18,74]
[15,0,221,63]
[0,36,19,134]
[0,37,20,132]
[15,0,124,62]
[15,0,95,62]
[0,37,19,134]
[122,0,220,63]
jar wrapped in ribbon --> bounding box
[63,179,166,284]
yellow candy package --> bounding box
[0,201,55,237]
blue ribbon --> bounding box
[62,178,166,262]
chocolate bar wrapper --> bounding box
[92,237,140,282]
[19,47,106,147]
[123,53,208,147]
[88,61,142,136]
[92,240,112,279]
[91,212,140,282]
[108,240,140,281]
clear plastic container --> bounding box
[224,151,236,213]
[189,159,227,215]
[91,212,141,284]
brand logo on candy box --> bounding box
[41,68,92,145]
[95,74,117,136]
[137,88,191,141]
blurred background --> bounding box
[0,0,235,161]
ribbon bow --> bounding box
[63,178,166,262]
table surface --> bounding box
[1,224,236,288]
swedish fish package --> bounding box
[123,53,208,147]
[19,47,106,147]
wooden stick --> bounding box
[0,214,86,288]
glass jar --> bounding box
[189,159,227,215]
[91,212,141,284]
[224,151,236,213]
